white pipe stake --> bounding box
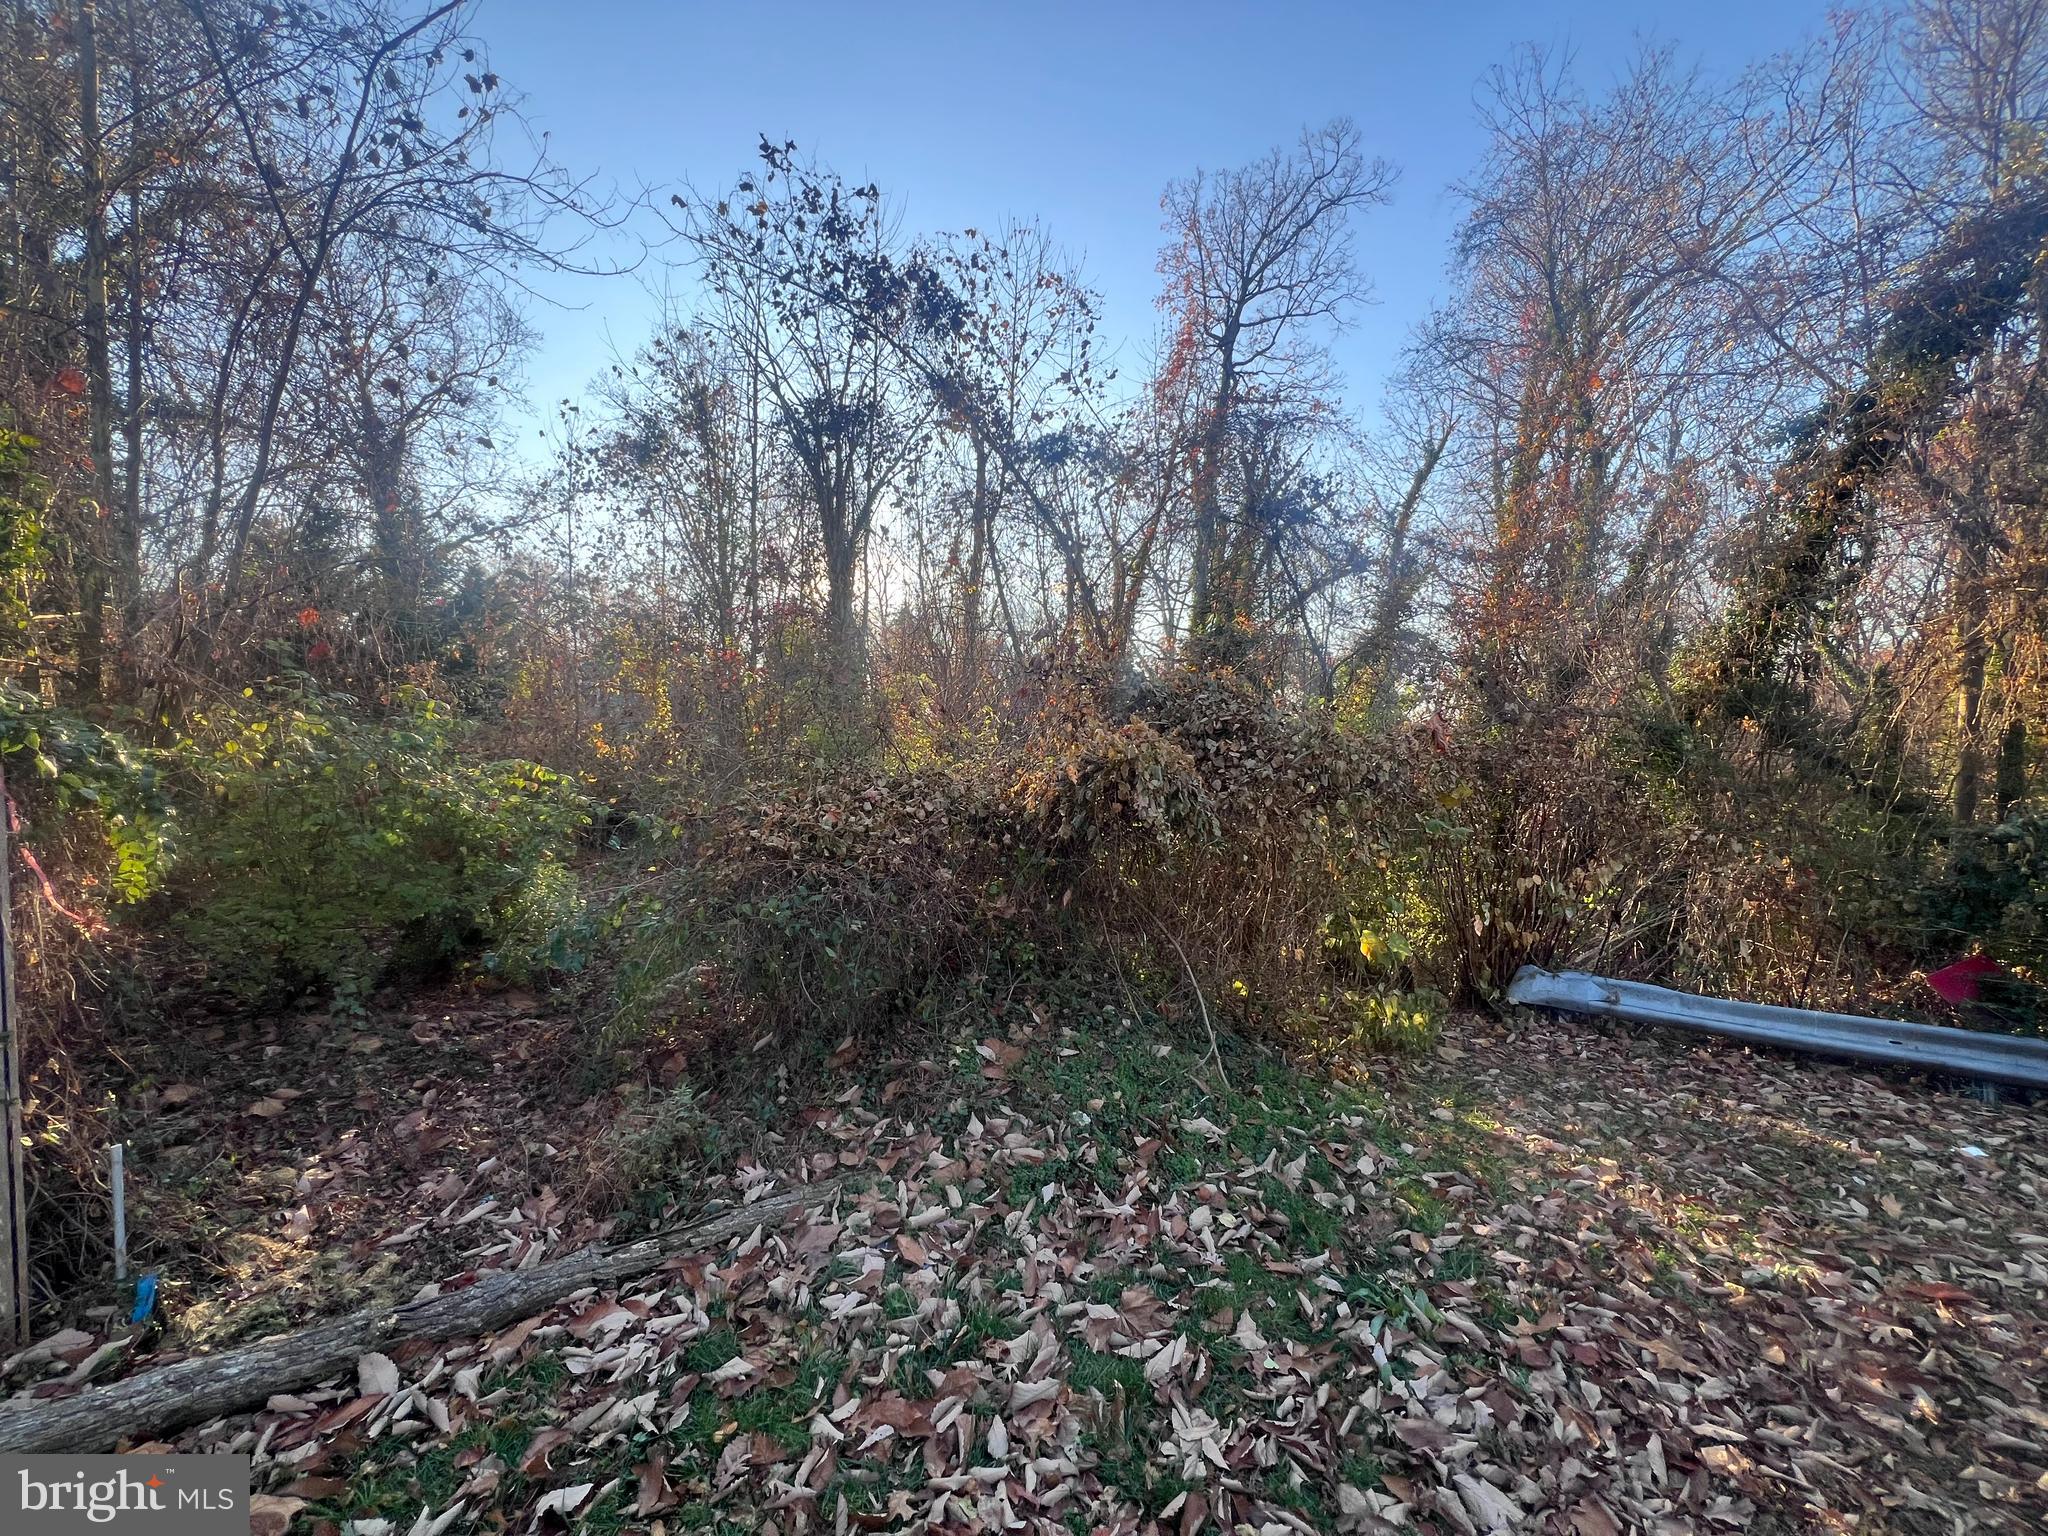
[110,1142,126,1284]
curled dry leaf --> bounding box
[633,1453,677,1516]
[519,1426,573,1477]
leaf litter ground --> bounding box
[7,1000,2044,1536]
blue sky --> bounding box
[483,0,1843,439]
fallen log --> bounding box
[0,1180,838,1453]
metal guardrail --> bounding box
[1507,967,2048,1091]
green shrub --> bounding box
[484,854,601,983]
[0,686,168,902]
[0,417,49,656]
[165,683,593,1006]
[1327,985,1447,1056]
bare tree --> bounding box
[1429,46,1829,723]
[1156,119,1394,640]
[684,146,932,715]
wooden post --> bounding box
[0,765,28,1346]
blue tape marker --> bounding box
[130,1271,158,1325]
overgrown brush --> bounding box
[606,669,1457,1084]
[577,1081,717,1216]
[603,658,1971,1111]
[0,688,169,1303]
[0,680,606,1314]
[1018,668,1423,1030]
[609,767,1049,1080]
[1459,693,2048,1024]
[1398,721,1651,1000]
[1634,718,2048,1022]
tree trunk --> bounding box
[115,183,144,699]
[823,539,859,693]
[4,0,64,382]
[1953,507,1993,826]
[113,0,145,700]
[73,0,112,702]
[1996,713,2027,821]
[958,441,992,720]
[360,377,420,653]
[1359,422,1451,716]
[1189,342,1238,640]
